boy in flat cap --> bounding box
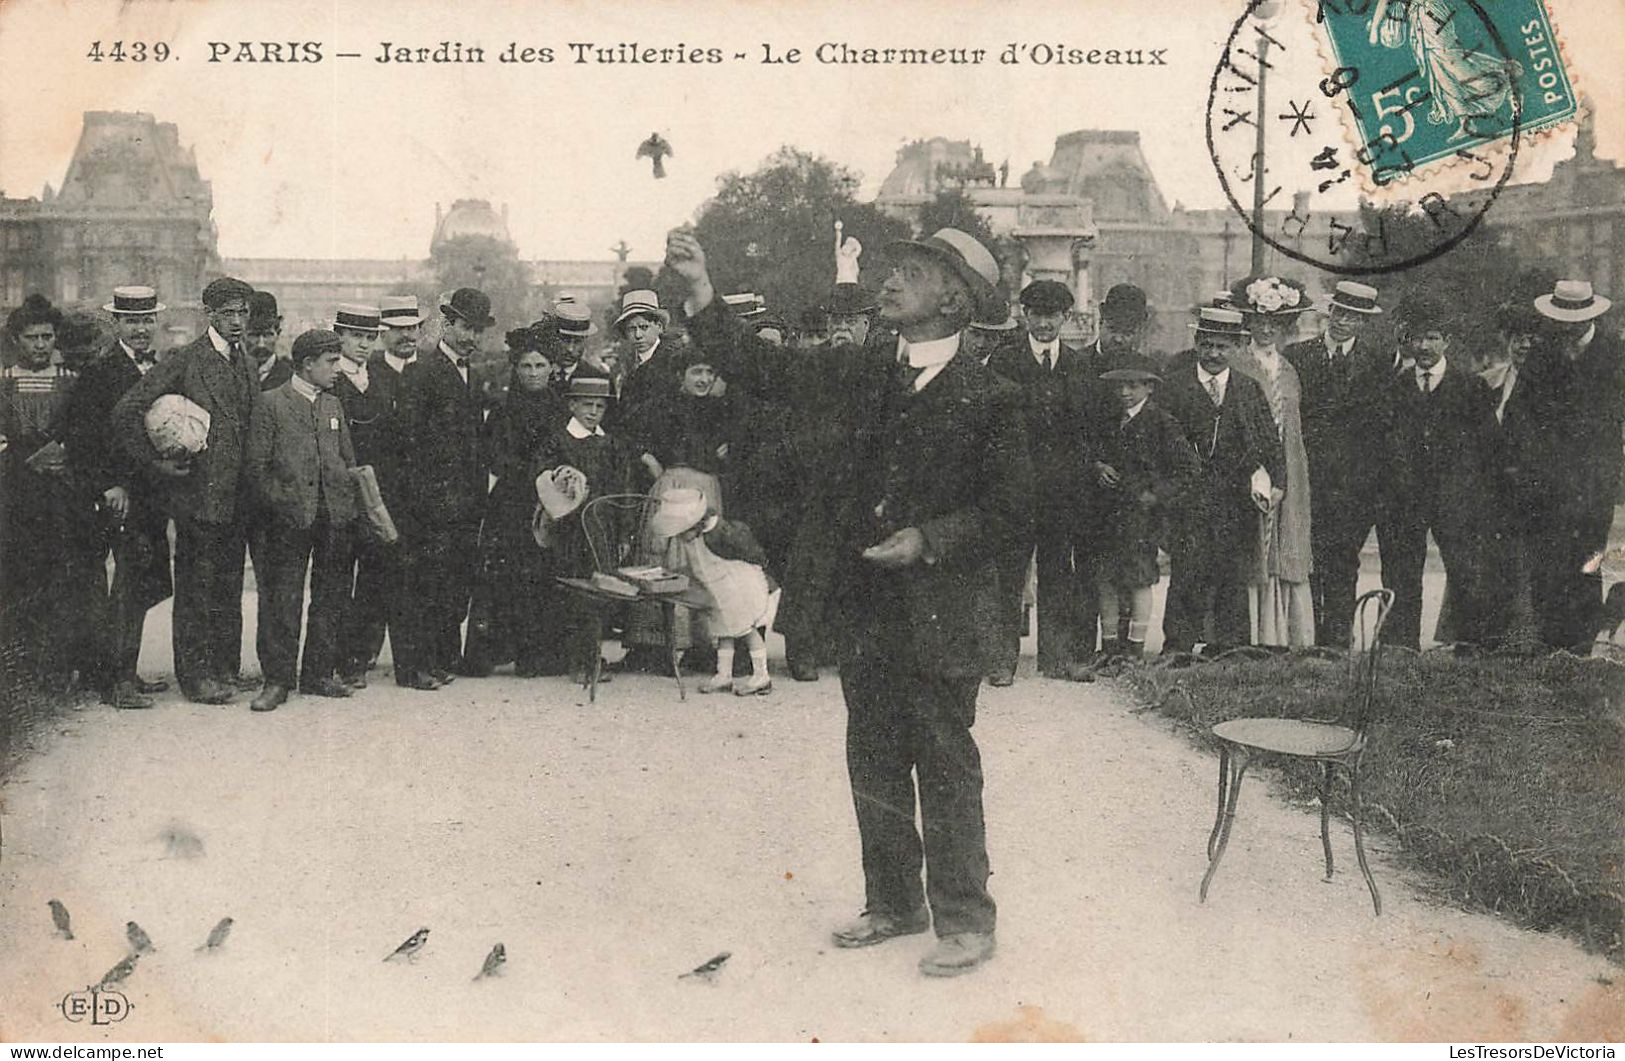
[113,276,259,705]
[668,224,1031,979]
[986,279,1090,682]
[244,330,359,712]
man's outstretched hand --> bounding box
[665,227,714,310]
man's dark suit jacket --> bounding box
[65,343,144,502]
[245,382,358,529]
[1158,361,1285,551]
[691,302,1034,678]
[394,347,487,528]
[112,331,258,525]
[1284,334,1396,512]
[987,340,1088,507]
[1383,361,1498,530]
[258,358,294,392]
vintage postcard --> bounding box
[0,0,1622,1045]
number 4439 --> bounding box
[87,41,172,62]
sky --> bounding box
[1,0,1621,263]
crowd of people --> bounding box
[0,237,1621,712]
[0,219,1621,977]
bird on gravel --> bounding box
[385,928,430,962]
[48,899,73,940]
[473,943,506,981]
[197,917,234,952]
[98,953,139,990]
[679,951,731,983]
[126,921,155,954]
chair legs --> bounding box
[1200,744,1250,903]
[1349,756,1382,915]
[1320,761,1335,881]
[1207,744,1230,861]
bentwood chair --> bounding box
[1199,588,1395,914]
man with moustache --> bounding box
[113,277,259,705]
[245,291,292,391]
[64,286,174,708]
[393,287,492,688]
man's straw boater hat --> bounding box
[613,289,670,330]
[553,300,599,337]
[104,286,166,314]
[1326,280,1383,315]
[1534,279,1612,323]
[1191,306,1248,337]
[334,304,383,333]
[380,295,426,328]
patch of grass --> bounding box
[1124,650,1625,960]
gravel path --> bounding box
[0,600,1618,1042]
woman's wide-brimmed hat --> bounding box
[104,285,167,315]
[1534,279,1612,323]
[1231,275,1311,316]
[649,487,709,539]
[613,289,671,331]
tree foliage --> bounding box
[428,234,537,336]
[682,146,911,319]
[917,187,997,248]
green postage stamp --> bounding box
[1314,0,1578,181]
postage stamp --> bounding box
[1314,0,1577,177]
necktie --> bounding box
[1417,369,1431,393]
[1041,349,1053,372]
[1205,376,1223,407]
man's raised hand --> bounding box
[664,228,709,286]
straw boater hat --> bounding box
[970,308,1021,332]
[613,289,670,331]
[1326,280,1383,315]
[565,373,614,400]
[1191,306,1248,337]
[334,303,382,333]
[887,227,1006,324]
[1534,279,1612,323]
[380,295,425,328]
[104,285,166,315]
[723,292,767,318]
[649,487,710,539]
[1099,354,1161,382]
[553,300,598,338]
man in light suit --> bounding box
[244,330,359,712]
[113,276,258,705]
[670,224,1032,979]
[394,288,492,688]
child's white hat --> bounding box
[650,488,708,539]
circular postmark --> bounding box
[1206,0,1525,276]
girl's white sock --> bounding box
[749,644,769,677]
[715,644,735,680]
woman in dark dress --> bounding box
[464,329,571,676]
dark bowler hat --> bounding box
[1019,280,1074,315]
[566,372,614,400]
[887,227,1005,324]
[1100,354,1161,382]
[1099,283,1149,326]
[334,303,382,333]
[104,285,166,315]
[201,277,255,309]
[248,291,281,329]
[441,287,496,329]
[291,328,343,364]
[828,283,877,316]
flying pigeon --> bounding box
[635,132,674,179]
[385,927,430,962]
[679,951,731,983]
[126,921,155,954]
[98,953,139,990]
[197,917,234,952]
[473,943,506,981]
[48,899,73,940]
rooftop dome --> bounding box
[431,198,514,251]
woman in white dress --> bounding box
[1230,275,1316,648]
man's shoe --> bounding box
[395,669,439,691]
[987,671,1015,687]
[106,681,155,710]
[224,673,262,691]
[918,932,996,977]
[184,677,235,705]
[788,657,820,682]
[428,668,456,685]
[300,677,353,698]
[830,909,930,949]
[134,676,170,695]
[338,667,369,689]
[250,684,289,713]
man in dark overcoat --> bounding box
[986,279,1090,681]
[112,276,258,705]
[669,224,1031,979]
[393,287,491,687]
[63,285,173,708]
[1158,307,1285,655]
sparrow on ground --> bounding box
[98,953,139,989]
[126,921,155,954]
[679,951,731,982]
[385,928,430,962]
[474,943,506,981]
[48,899,73,940]
[198,917,234,952]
